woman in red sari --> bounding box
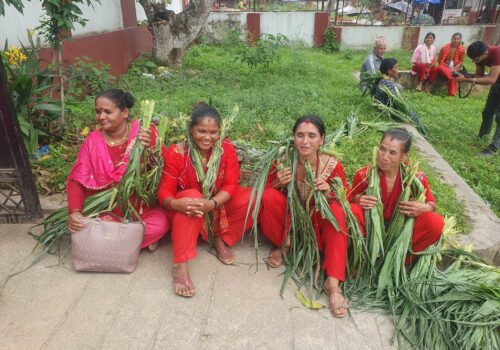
[426,32,465,96]
[259,115,350,318]
[67,89,169,251]
[158,103,253,297]
[349,128,444,263]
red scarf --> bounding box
[439,42,465,69]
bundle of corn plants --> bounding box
[31,100,168,252]
[330,176,367,279]
[360,71,381,96]
[186,105,239,246]
[363,147,385,271]
[391,235,500,349]
[376,159,424,299]
[374,85,431,138]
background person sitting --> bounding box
[360,36,387,76]
[371,58,402,106]
[411,32,437,92]
[426,32,465,96]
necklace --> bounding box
[103,124,129,146]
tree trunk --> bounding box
[139,0,212,68]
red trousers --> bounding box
[259,188,348,282]
[351,205,444,264]
[427,65,457,96]
[167,187,254,263]
[412,63,432,81]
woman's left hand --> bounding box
[314,177,331,195]
[398,200,431,218]
[138,128,152,147]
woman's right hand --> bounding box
[68,211,85,234]
[274,167,292,188]
[356,195,378,210]
[170,197,205,217]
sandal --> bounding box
[265,248,284,268]
[172,266,195,297]
[324,285,349,318]
[215,240,235,265]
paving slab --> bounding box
[0,225,395,350]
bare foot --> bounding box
[214,236,235,265]
[324,277,348,318]
[172,262,195,297]
[415,81,423,92]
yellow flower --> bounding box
[6,46,25,65]
[18,52,27,62]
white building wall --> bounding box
[340,26,404,51]
[135,0,184,21]
[73,0,123,36]
[260,12,315,46]
[205,12,247,42]
[417,25,484,48]
[0,2,45,46]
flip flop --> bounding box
[324,285,349,318]
[173,276,195,297]
[264,249,283,268]
[215,243,235,265]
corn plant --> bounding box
[374,84,431,138]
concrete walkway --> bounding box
[0,224,395,350]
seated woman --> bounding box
[158,103,254,297]
[67,89,169,251]
[259,115,350,318]
[372,58,402,105]
[349,128,444,264]
[411,32,437,92]
[426,32,465,96]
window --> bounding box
[445,0,465,9]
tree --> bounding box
[138,0,212,68]
[0,0,29,16]
[37,0,99,125]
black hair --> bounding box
[381,127,412,154]
[467,41,488,59]
[380,58,398,75]
[292,115,326,137]
[189,102,221,128]
[451,32,462,40]
[424,32,435,41]
[95,88,135,110]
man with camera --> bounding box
[456,41,500,157]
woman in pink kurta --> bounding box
[67,89,169,251]
[411,32,437,92]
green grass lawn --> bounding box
[42,44,500,231]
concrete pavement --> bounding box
[0,224,395,350]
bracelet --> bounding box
[164,198,173,211]
[211,198,218,209]
[70,208,81,214]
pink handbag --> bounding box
[71,217,144,273]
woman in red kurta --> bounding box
[158,103,253,297]
[426,32,465,96]
[258,115,350,318]
[67,89,169,250]
[349,128,444,264]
